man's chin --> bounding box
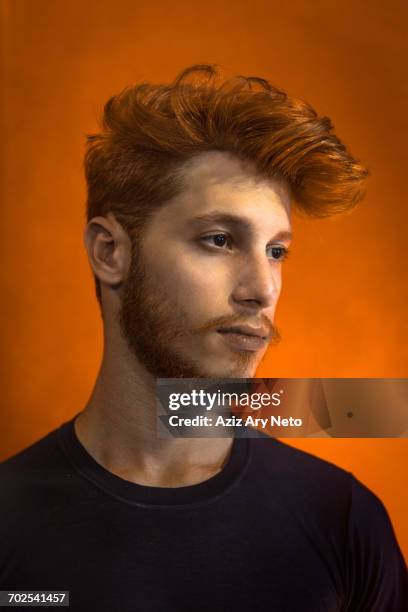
[124,334,261,379]
[187,356,260,380]
[144,355,259,380]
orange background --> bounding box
[1,1,407,559]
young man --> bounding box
[0,65,406,610]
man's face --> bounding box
[119,151,292,378]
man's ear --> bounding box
[83,212,131,288]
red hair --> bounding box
[85,64,368,304]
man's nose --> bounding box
[231,253,280,310]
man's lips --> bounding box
[216,325,269,351]
[217,325,269,339]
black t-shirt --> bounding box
[0,417,406,611]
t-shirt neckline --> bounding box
[57,415,250,508]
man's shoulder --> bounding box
[247,435,404,549]
[0,424,74,518]
[249,432,352,483]
[247,433,354,521]
[0,426,63,483]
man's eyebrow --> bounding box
[186,211,292,241]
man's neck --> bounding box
[75,345,234,488]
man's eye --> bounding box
[201,234,231,249]
[266,245,289,261]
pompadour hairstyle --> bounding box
[85,64,368,306]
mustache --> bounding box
[189,313,281,344]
